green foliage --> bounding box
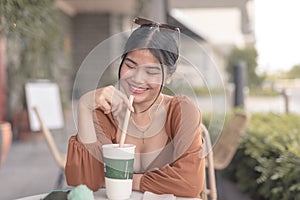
[226,113,300,200]
[0,0,58,38]
[226,46,264,89]
[249,88,280,97]
[192,87,225,96]
[286,64,300,79]
[0,0,72,111]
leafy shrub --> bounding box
[249,88,280,96]
[226,112,300,200]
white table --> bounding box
[16,188,201,200]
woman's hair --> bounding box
[118,24,179,79]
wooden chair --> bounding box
[201,124,217,200]
[200,111,249,200]
[33,106,67,189]
[213,111,250,170]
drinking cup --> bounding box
[102,144,135,200]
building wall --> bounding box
[72,13,110,71]
[71,13,111,99]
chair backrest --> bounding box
[33,106,66,169]
[213,111,250,170]
[201,124,217,200]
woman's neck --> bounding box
[132,94,164,114]
[131,94,164,126]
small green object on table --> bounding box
[42,184,94,200]
[67,185,94,200]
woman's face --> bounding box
[120,49,166,107]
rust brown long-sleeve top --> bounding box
[65,95,205,198]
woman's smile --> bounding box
[129,83,150,95]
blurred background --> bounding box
[1,0,300,199]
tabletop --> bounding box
[16,188,201,200]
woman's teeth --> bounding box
[132,86,145,91]
[130,85,148,93]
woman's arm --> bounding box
[65,86,133,191]
[77,86,133,143]
[133,174,143,190]
[139,133,205,198]
[138,96,205,198]
[65,135,105,191]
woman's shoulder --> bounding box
[164,95,202,139]
[164,95,201,119]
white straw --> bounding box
[119,95,134,148]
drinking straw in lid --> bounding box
[119,95,134,147]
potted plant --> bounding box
[0,121,12,165]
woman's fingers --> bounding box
[105,86,134,113]
[92,86,134,114]
[100,100,112,114]
[115,91,134,112]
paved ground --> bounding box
[0,131,72,200]
[0,111,76,200]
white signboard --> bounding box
[25,80,64,132]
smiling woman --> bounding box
[65,17,205,198]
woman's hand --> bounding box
[132,174,143,191]
[79,85,134,115]
[77,86,133,143]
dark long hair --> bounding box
[118,24,179,112]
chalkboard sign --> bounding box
[25,80,64,132]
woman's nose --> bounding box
[131,68,145,83]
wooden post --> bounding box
[0,36,7,121]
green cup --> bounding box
[102,144,136,200]
[102,144,135,179]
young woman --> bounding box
[65,17,205,198]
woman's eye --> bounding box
[126,64,135,69]
[146,71,160,75]
[145,66,161,76]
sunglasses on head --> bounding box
[133,17,180,32]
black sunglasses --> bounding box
[133,17,180,32]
